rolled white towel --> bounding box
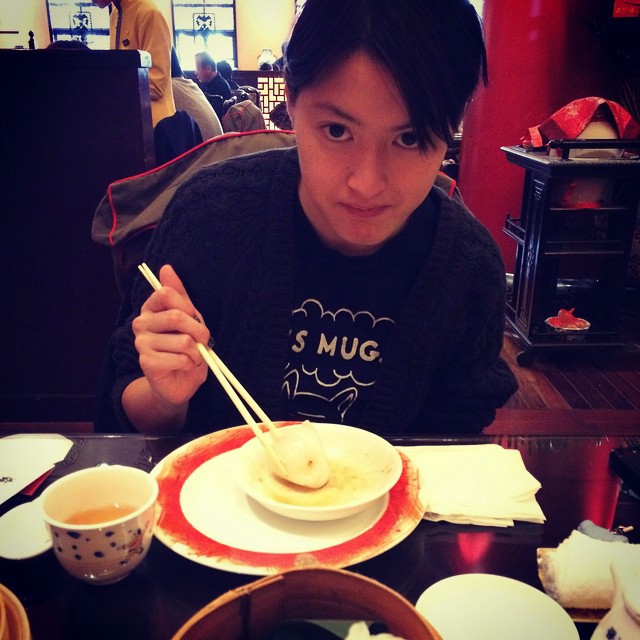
[537,530,640,609]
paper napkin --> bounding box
[0,434,73,506]
[397,444,546,527]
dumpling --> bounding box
[269,421,331,489]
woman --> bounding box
[110,0,517,435]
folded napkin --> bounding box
[397,444,545,527]
[0,434,73,506]
[537,530,640,609]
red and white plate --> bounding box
[151,423,424,575]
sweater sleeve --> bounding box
[107,168,228,432]
[106,147,300,433]
[420,232,517,433]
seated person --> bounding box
[217,59,240,90]
[170,47,222,141]
[109,0,517,436]
[194,51,232,101]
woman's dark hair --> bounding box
[284,0,487,149]
[217,59,233,81]
[46,39,90,50]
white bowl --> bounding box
[234,423,402,521]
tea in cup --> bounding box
[41,464,158,585]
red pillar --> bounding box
[458,0,619,272]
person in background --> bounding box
[259,62,273,71]
[217,59,239,90]
[91,0,175,127]
[274,41,287,71]
[170,48,222,141]
[46,39,90,50]
[110,0,517,435]
[194,51,232,101]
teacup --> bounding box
[41,464,158,585]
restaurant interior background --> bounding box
[0,0,296,70]
[1,0,639,430]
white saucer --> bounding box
[0,498,52,560]
[416,573,578,640]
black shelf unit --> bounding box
[501,141,640,366]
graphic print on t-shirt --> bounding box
[283,298,394,424]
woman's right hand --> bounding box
[131,264,211,409]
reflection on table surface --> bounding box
[1,432,638,640]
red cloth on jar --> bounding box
[522,97,640,149]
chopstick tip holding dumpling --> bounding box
[268,420,331,489]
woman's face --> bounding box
[287,51,447,257]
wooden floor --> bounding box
[501,332,640,411]
[488,313,640,434]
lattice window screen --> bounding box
[257,75,287,130]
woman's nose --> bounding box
[345,148,386,198]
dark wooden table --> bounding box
[1,432,638,640]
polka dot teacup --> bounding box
[41,464,158,585]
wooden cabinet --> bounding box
[1,49,155,420]
[501,142,640,366]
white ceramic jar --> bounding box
[590,561,640,640]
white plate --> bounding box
[235,423,403,521]
[151,423,425,575]
[416,573,579,640]
[0,498,52,560]
[182,449,388,553]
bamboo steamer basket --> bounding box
[173,567,442,640]
[0,584,31,640]
[0,588,5,640]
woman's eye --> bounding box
[397,131,419,148]
[324,124,348,140]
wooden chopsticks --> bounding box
[137,263,288,476]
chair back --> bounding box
[223,89,252,116]
[204,93,225,119]
[237,85,260,108]
[92,129,296,251]
[221,99,266,133]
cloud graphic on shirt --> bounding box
[282,368,358,423]
[288,298,394,386]
[299,364,375,388]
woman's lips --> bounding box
[340,203,388,218]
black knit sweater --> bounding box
[111,147,517,434]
